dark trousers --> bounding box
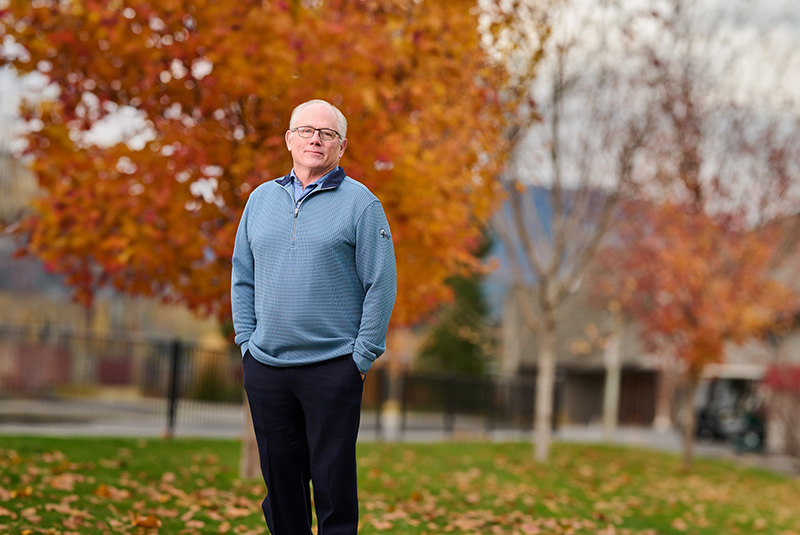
[243,351,364,535]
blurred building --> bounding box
[497,279,660,427]
[489,192,800,452]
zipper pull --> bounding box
[294,206,299,218]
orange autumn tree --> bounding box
[0,0,540,327]
[595,202,797,470]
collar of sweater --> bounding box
[277,166,346,190]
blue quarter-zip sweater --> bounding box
[231,166,397,374]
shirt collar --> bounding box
[289,169,324,191]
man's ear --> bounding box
[285,129,293,151]
[339,138,348,156]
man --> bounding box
[231,99,397,535]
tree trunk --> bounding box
[381,328,416,441]
[534,325,557,462]
[602,319,623,441]
[653,357,676,432]
[501,290,525,375]
[681,374,700,471]
[240,393,260,479]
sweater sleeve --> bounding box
[231,199,256,357]
[352,201,398,373]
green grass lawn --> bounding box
[0,436,798,535]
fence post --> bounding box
[484,377,495,436]
[165,339,182,439]
[444,379,456,437]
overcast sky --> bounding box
[1,0,799,153]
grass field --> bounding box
[0,436,798,534]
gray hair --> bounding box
[289,99,347,139]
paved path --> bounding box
[554,424,798,477]
[1,398,796,476]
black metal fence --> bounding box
[0,325,538,439]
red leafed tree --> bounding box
[0,0,543,327]
[762,363,800,463]
[595,202,798,470]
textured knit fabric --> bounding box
[231,166,397,374]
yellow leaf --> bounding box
[131,514,162,528]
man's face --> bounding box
[285,104,347,180]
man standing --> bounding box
[231,99,397,535]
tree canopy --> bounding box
[0,0,540,326]
[597,203,797,379]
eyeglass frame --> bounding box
[290,126,343,142]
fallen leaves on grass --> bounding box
[2,442,800,535]
[0,505,17,519]
[355,445,800,535]
[0,446,263,534]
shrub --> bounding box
[762,364,800,459]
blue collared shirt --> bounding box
[290,169,333,206]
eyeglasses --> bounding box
[291,126,342,142]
